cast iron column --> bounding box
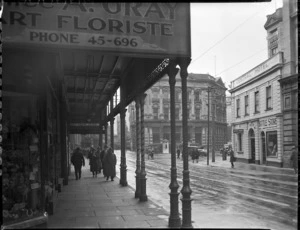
[179,59,193,228]
[135,99,141,198]
[104,123,108,145]
[139,93,148,202]
[110,97,114,149]
[119,85,128,186]
[99,125,103,149]
[168,62,181,228]
[60,99,68,185]
[110,117,114,149]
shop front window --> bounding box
[2,94,45,225]
[266,131,278,157]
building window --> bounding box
[153,133,160,143]
[236,99,240,117]
[175,108,180,120]
[284,95,291,109]
[175,91,180,102]
[194,91,200,102]
[244,95,249,115]
[163,133,170,141]
[266,86,272,110]
[266,131,277,157]
[195,108,200,120]
[237,133,242,151]
[153,107,158,119]
[164,108,169,120]
[254,91,260,113]
[271,47,278,56]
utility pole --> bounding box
[212,100,215,163]
[207,88,210,166]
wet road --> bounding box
[115,150,298,230]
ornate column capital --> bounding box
[178,57,191,78]
[168,61,179,86]
[137,93,147,106]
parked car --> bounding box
[198,146,207,156]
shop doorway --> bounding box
[261,132,266,164]
[249,129,255,163]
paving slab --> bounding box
[48,161,169,229]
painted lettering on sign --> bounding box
[259,117,277,128]
[231,52,282,88]
[2,2,191,57]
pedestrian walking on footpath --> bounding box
[96,146,102,174]
[103,147,117,181]
[100,145,109,178]
[88,146,99,177]
[229,147,235,168]
[71,147,85,180]
[290,146,298,174]
[177,148,181,159]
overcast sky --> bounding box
[189,0,283,92]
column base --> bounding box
[139,194,148,202]
[168,217,181,228]
[135,174,141,198]
[120,179,128,187]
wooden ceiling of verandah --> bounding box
[62,50,168,134]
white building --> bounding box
[229,0,298,168]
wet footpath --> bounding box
[47,158,169,229]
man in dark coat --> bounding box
[290,146,298,174]
[103,147,117,181]
[71,147,85,180]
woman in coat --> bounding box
[103,147,117,181]
[229,148,235,168]
[88,147,99,177]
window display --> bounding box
[2,95,47,228]
[266,131,278,157]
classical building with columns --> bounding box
[129,73,228,152]
[229,0,298,168]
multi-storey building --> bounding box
[226,96,233,144]
[229,0,298,167]
[129,73,227,152]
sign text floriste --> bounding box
[2,2,191,57]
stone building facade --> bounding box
[129,73,228,152]
[229,0,298,168]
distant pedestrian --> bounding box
[229,148,235,168]
[101,145,109,178]
[71,147,85,180]
[103,147,117,181]
[290,146,298,174]
[96,147,102,174]
[177,148,181,159]
[88,146,99,177]
[192,149,197,163]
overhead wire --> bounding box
[190,4,270,66]
[216,47,267,76]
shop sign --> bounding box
[259,117,277,129]
[233,129,244,133]
[231,52,282,88]
[2,2,191,57]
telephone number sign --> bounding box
[2,2,191,57]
